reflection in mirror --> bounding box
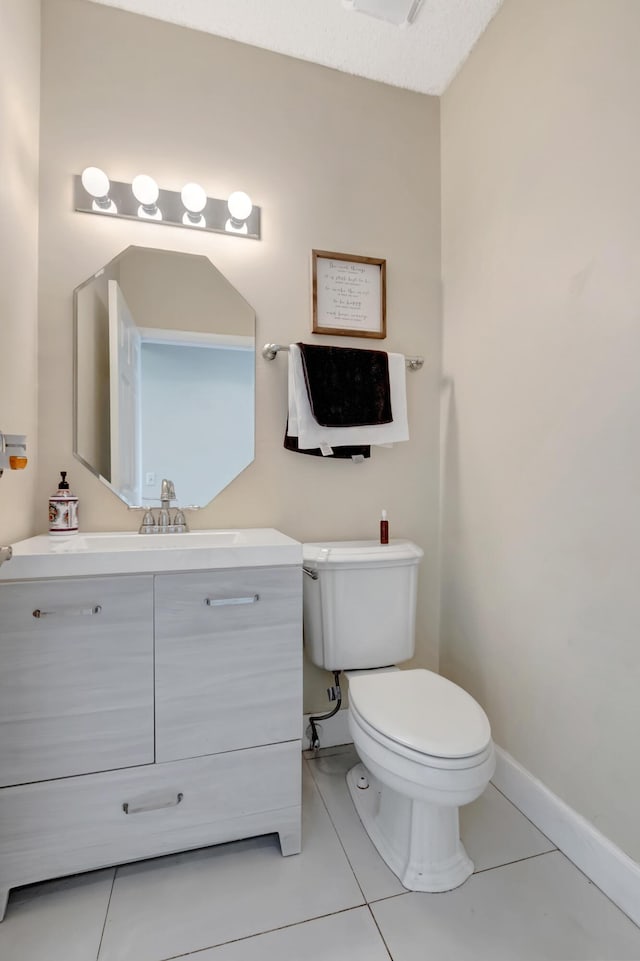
[74,246,255,508]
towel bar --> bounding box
[262,343,424,371]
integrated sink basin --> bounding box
[80,530,244,550]
[0,529,302,580]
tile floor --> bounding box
[2,745,640,961]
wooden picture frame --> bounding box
[312,250,386,339]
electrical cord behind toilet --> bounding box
[307,671,342,751]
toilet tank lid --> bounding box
[303,540,423,568]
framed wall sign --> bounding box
[312,250,386,339]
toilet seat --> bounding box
[348,668,491,761]
[349,701,494,773]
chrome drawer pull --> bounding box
[205,594,259,607]
[32,605,102,618]
[122,792,183,815]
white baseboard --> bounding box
[493,745,640,927]
[302,709,351,750]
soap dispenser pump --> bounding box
[49,471,79,536]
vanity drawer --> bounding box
[0,576,154,787]
[155,566,302,762]
[0,740,301,890]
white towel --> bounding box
[287,344,409,450]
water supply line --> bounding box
[307,671,342,752]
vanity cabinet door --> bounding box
[155,566,302,762]
[0,576,154,787]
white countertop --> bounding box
[0,529,302,581]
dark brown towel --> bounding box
[298,343,392,427]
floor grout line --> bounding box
[147,906,374,961]
[367,890,411,907]
[363,852,560,906]
[303,757,370,905]
[366,903,395,960]
[95,868,117,960]
[471,848,557,876]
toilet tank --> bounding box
[302,540,424,671]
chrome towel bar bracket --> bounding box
[262,343,424,371]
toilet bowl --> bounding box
[302,540,495,893]
[346,669,495,892]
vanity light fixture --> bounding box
[75,169,261,239]
[132,174,162,220]
[225,191,253,235]
[80,166,117,213]
[181,182,207,227]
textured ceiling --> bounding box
[88,0,504,95]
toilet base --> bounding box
[347,763,474,893]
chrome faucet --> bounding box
[138,479,189,534]
[160,478,176,510]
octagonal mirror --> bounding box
[74,246,255,508]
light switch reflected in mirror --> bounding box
[74,246,255,509]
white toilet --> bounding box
[303,540,495,893]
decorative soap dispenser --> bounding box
[49,471,79,536]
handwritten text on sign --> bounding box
[316,257,381,331]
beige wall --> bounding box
[0,0,40,543]
[441,0,640,860]
[38,0,442,712]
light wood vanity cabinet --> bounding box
[0,563,302,921]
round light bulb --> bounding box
[181,182,207,214]
[227,191,253,222]
[132,174,159,206]
[81,166,110,199]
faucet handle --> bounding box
[173,509,189,532]
[138,510,156,534]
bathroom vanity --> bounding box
[0,530,303,921]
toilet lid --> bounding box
[348,669,492,759]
